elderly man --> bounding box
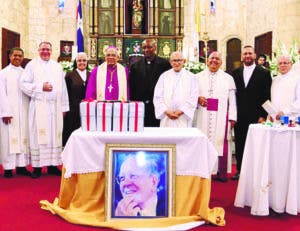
[20,41,69,178]
[196,51,237,182]
[130,39,171,127]
[0,47,31,178]
[85,46,128,101]
[153,51,198,127]
[270,55,300,121]
[115,154,164,217]
[232,45,272,180]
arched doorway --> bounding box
[226,38,241,75]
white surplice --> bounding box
[20,58,69,167]
[271,69,300,117]
[153,69,199,127]
[0,64,29,169]
[195,69,237,158]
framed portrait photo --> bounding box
[105,144,175,220]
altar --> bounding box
[40,127,225,229]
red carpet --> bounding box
[0,165,299,231]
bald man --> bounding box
[85,46,128,101]
[196,51,237,182]
[153,51,198,127]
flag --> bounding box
[58,0,64,12]
[76,0,84,52]
[195,1,200,33]
[210,0,216,15]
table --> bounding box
[234,124,300,216]
[40,127,225,229]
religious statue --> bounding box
[132,0,143,29]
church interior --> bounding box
[0,0,300,231]
[1,0,299,70]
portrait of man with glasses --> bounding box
[112,151,168,218]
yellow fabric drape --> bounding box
[40,169,225,229]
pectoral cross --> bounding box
[108,84,113,93]
[108,68,115,93]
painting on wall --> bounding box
[99,10,114,35]
[158,11,175,35]
[158,0,174,9]
[60,40,74,57]
[157,39,175,59]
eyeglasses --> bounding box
[106,54,117,57]
[171,59,183,63]
[278,62,291,66]
[116,173,145,184]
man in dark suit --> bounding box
[231,45,272,180]
[130,39,171,127]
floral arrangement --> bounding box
[60,60,94,72]
[267,41,300,77]
[60,61,74,72]
[184,61,206,74]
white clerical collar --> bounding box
[281,70,292,78]
[244,63,255,70]
[208,70,218,76]
[76,68,87,82]
[38,57,50,65]
[9,63,22,70]
[173,69,183,76]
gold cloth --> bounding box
[40,169,225,229]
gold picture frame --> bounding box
[105,143,175,220]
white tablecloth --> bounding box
[234,124,300,215]
[62,127,218,178]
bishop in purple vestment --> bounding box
[85,46,129,101]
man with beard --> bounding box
[231,45,271,180]
[130,39,171,127]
